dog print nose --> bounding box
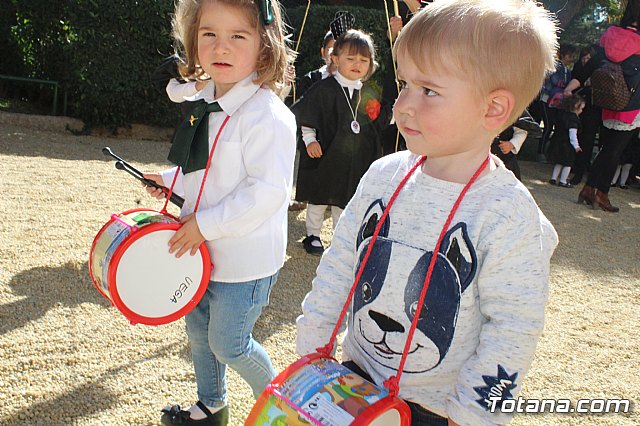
[369,310,405,333]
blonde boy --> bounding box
[296,1,559,424]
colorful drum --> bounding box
[89,208,211,325]
[246,354,411,426]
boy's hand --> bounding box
[575,146,582,153]
[498,141,515,154]
[142,173,166,200]
[169,213,205,258]
[306,141,323,158]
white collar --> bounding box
[194,73,261,116]
[334,72,363,97]
[319,65,332,80]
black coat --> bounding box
[290,76,390,208]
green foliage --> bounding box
[62,0,179,129]
[0,1,22,76]
[7,0,182,130]
[11,0,626,128]
[557,0,627,50]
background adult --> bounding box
[578,0,640,212]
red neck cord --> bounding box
[317,155,491,397]
[162,115,231,215]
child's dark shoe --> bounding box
[302,235,324,255]
[548,179,557,185]
[558,181,573,188]
[161,402,228,426]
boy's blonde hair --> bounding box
[394,0,558,126]
[172,0,295,96]
[331,29,378,81]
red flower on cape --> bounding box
[365,99,381,121]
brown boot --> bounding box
[593,191,619,213]
[577,185,595,206]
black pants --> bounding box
[538,103,558,154]
[586,126,635,193]
[571,104,601,184]
[342,361,448,426]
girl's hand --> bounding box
[169,214,205,258]
[498,141,515,154]
[576,146,582,153]
[142,173,166,200]
[390,16,403,41]
[306,141,323,158]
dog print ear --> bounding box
[440,223,477,292]
[356,199,390,249]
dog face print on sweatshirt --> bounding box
[351,199,477,373]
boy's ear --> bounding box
[483,89,515,132]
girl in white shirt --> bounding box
[144,1,295,425]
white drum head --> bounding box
[369,408,401,425]
[115,229,205,319]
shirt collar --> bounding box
[319,64,332,80]
[198,73,261,116]
[334,72,363,97]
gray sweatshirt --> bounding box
[297,152,558,425]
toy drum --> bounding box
[246,354,411,426]
[89,208,211,325]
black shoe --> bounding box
[302,235,324,255]
[569,176,582,185]
[548,179,557,185]
[558,181,573,188]
[619,184,629,189]
[161,402,228,426]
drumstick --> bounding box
[102,146,185,208]
[102,146,146,177]
[114,161,185,208]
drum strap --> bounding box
[162,115,232,215]
[317,154,490,397]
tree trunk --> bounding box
[543,0,586,28]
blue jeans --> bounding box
[185,273,278,408]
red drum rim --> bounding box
[89,208,210,326]
[246,353,412,426]
[89,208,180,300]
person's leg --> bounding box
[586,127,634,193]
[620,163,633,188]
[559,166,572,186]
[305,204,327,237]
[181,283,228,419]
[550,164,562,183]
[330,206,344,230]
[538,104,558,161]
[611,165,622,186]
[304,204,326,254]
[537,103,551,160]
[208,275,278,399]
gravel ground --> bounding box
[0,122,638,426]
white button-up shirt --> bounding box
[161,74,297,282]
